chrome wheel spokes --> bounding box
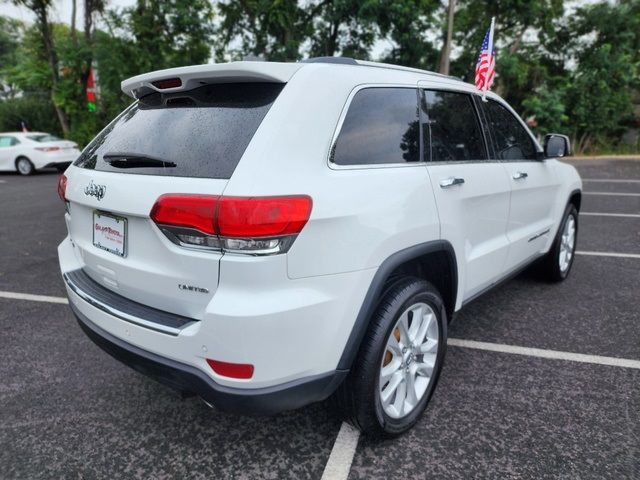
[559,215,576,272]
[379,302,439,419]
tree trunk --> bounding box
[34,3,70,135]
[71,0,77,45]
[438,0,455,75]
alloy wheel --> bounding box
[378,302,439,419]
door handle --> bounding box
[513,171,528,180]
[440,177,465,188]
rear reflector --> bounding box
[152,77,182,89]
[206,359,254,379]
[57,174,67,202]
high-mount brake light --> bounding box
[152,78,182,89]
[57,174,67,202]
[150,195,312,255]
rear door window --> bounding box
[422,90,487,162]
[74,82,283,179]
[482,99,537,160]
[331,87,421,166]
[0,136,19,147]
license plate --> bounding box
[93,211,127,257]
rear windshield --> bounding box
[74,82,283,178]
[27,134,62,142]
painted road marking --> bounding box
[576,250,640,259]
[448,338,640,369]
[583,192,640,197]
[581,212,640,218]
[583,179,640,183]
[321,422,360,480]
[0,291,68,304]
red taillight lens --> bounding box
[57,174,67,202]
[152,77,182,89]
[206,359,254,379]
[36,146,61,152]
[217,196,312,237]
[150,194,219,235]
[150,194,312,254]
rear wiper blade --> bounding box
[103,152,177,169]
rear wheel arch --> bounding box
[336,241,457,371]
[569,189,581,212]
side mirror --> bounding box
[544,134,571,158]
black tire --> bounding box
[15,156,35,176]
[333,276,447,436]
[539,203,579,282]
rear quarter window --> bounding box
[331,87,421,166]
[74,82,283,179]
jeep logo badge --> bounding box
[84,180,106,201]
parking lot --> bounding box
[0,158,638,479]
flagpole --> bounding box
[483,16,495,102]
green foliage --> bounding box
[0,95,60,134]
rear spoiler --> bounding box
[121,61,303,99]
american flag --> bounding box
[475,20,496,93]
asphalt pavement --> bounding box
[0,159,638,479]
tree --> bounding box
[438,0,455,75]
[374,0,441,69]
[0,16,22,98]
[11,0,70,134]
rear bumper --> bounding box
[72,302,347,415]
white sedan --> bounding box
[0,132,81,175]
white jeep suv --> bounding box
[58,58,581,436]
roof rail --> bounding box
[300,56,358,65]
[355,60,463,82]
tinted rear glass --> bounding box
[331,88,420,165]
[422,90,486,162]
[74,82,283,178]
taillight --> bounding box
[57,174,67,202]
[206,359,254,379]
[150,195,218,235]
[36,146,60,152]
[150,194,312,255]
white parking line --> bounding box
[448,338,640,369]
[583,191,640,197]
[583,179,640,183]
[576,250,640,259]
[0,291,68,304]
[321,422,360,480]
[581,212,640,218]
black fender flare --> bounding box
[336,240,458,371]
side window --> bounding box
[0,136,17,147]
[483,100,537,160]
[422,90,487,162]
[332,88,420,165]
